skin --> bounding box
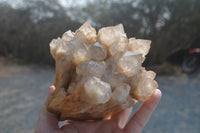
[35,86,161,133]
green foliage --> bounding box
[78,0,200,65]
[0,1,81,64]
[0,0,199,65]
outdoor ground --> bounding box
[0,61,199,133]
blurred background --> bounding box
[0,0,199,133]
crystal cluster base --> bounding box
[47,22,158,120]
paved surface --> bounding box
[142,72,200,133]
[0,64,200,133]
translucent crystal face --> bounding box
[90,42,107,61]
[83,77,112,105]
[128,38,151,58]
[116,51,143,77]
[48,22,158,121]
[76,61,106,78]
[112,83,131,102]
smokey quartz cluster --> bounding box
[47,22,158,120]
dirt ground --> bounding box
[0,62,200,133]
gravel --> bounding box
[0,65,199,133]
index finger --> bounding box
[124,89,162,133]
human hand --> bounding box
[35,86,161,133]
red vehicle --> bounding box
[182,48,200,73]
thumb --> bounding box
[35,86,59,132]
[44,85,56,106]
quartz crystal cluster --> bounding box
[47,22,158,120]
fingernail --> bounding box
[155,89,162,96]
[49,86,55,96]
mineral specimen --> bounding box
[47,22,158,121]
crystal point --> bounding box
[79,22,97,44]
[112,83,131,102]
[90,42,107,61]
[83,77,112,105]
[116,51,142,77]
[128,38,151,58]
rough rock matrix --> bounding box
[47,22,158,121]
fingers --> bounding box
[38,86,58,127]
[60,123,79,133]
[103,115,112,120]
[111,107,133,129]
[42,85,58,120]
[124,89,162,133]
[44,85,56,106]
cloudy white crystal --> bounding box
[128,38,151,58]
[83,77,112,105]
[112,83,131,102]
[116,51,143,77]
[90,42,107,61]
